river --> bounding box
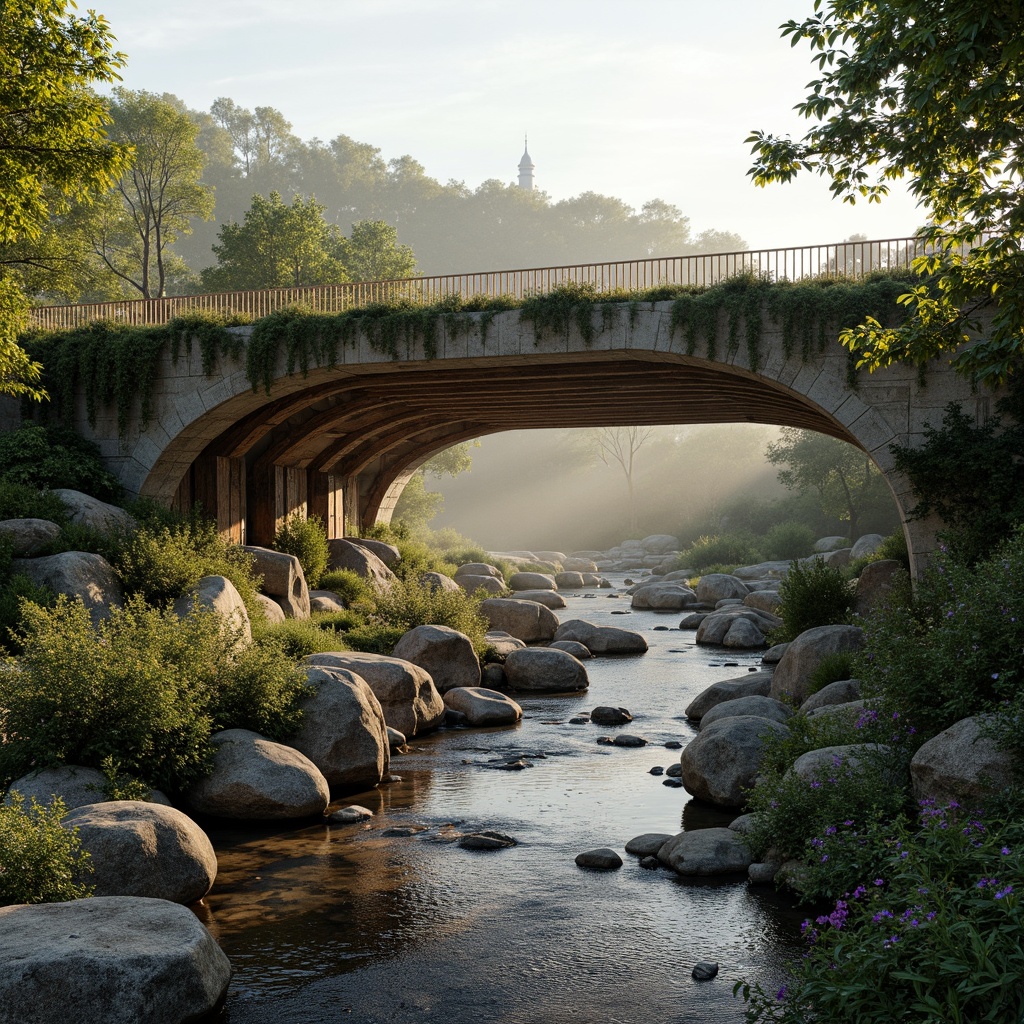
[198,575,805,1023]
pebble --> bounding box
[610,610,631,615]
[664,740,683,750]
[492,759,531,771]
[665,763,682,777]
[612,734,647,747]
[569,716,590,724]
[458,831,517,851]
[640,856,660,870]
[327,805,374,825]
[692,962,719,981]
[382,825,427,837]
[583,594,597,599]
[575,848,623,870]
[381,774,402,783]
[605,593,619,599]
[649,766,664,776]
[590,706,632,726]
[653,625,671,631]
[662,778,684,788]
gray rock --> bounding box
[727,813,758,834]
[850,533,886,559]
[481,663,507,688]
[695,573,749,604]
[679,612,708,629]
[328,804,374,824]
[5,765,109,810]
[52,489,135,534]
[642,534,679,554]
[443,687,522,726]
[800,678,863,714]
[392,624,481,694]
[241,546,310,619]
[513,589,567,609]
[0,518,60,557]
[62,801,217,904]
[305,652,445,737]
[255,592,286,624]
[508,571,556,591]
[552,618,648,654]
[535,551,567,564]
[762,642,789,664]
[624,833,672,856]
[692,962,719,981]
[458,830,517,850]
[555,571,585,588]
[386,726,407,749]
[346,537,401,567]
[185,729,330,819]
[453,562,504,579]
[696,607,780,646]
[0,897,230,1024]
[484,630,526,658]
[657,827,754,875]
[563,557,599,573]
[743,590,782,614]
[455,574,506,595]
[700,695,793,730]
[630,581,698,610]
[309,589,346,613]
[722,617,767,648]
[910,716,1016,806]
[853,559,905,616]
[680,716,790,807]
[770,625,864,704]
[549,639,592,659]
[421,571,462,594]
[288,665,390,790]
[748,862,781,884]
[173,574,252,646]
[814,536,850,553]
[612,734,647,747]
[479,598,559,642]
[575,847,623,869]
[792,744,891,784]
[684,671,774,721]
[805,699,872,725]
[327,538,398,587]
[503,647,589,692]
[15,551,122,625]
[591,706,633,726]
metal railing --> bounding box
[28,235,940,332]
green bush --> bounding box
[769,558,853,644]
[763,521,817,561]
[0,481,69,525]
[369,578,489,653]
[847,528,911,578]
[253,616,350,660]
[273,513,329,588]
[738,803,1024,1023]
[0,572,55,652]
[683,533,763,572]
[0,795,94,906]
[806,651,856,696]
[856,526,1024,737]
[342,622,407,655]
[0,423,123,504]
[36,521,109,557]
[318,568,374,607]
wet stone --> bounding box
[458,830,517,851]
[569,716,590,725]
[596,737,615,746]
[382,825,428,837]
[381,774,403,783]
[653,625,671,631]
[665,763,683,777]
[612,734,647,747]
[640,856,660,870]
[662,778,684,788]
[591,706,633,726]
[575,848,623,870]
[328,805,374,825]
[664,740,683,750]
[610,610,631,615]
[444,709,469,727]
[492,759,531,771]
[649,766,665,776]
[692,962,719,981]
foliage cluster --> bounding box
[806,651,856,697]
[273,513,329,588]
[762,521,817,562]
[679,532,763,573]
[0,795,94,906]
[768,558,853,644]
[0,596,309,795]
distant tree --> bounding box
[0,0,128,397]
[765,428,888,540]
[88,90,214,298]
[575,426,656,535]
[393,441,477,531]
[202,191,347,290]
[341,220,417,281]
[210,98,298,182]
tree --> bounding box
[765,428,889,540]
[202,191,347,290]
[584,426,656,535]
[89,90,214,298]
[341,220,416,281]
[393,441,477,531]
[748,1,1024,384]
[0,0,127,397]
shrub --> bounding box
[0,423,123,504]
[36,521,109,557]
[763,521,817,561]
[769,558,853,644]
[0,481,69,525]
[738,803,1024,1023]
[847,528,911,578]
[0,795,94,906]
[806,651,856,696]
[342,622,407,654]
[368,578,489,654]
[318,568,374,607]
[0,572,55,652]
[253,616,350,660]
[855,526,1024,737]
[273,513,329,588]
[683,533,762,572]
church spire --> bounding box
[518,135,535,190]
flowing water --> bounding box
[198,577,805,1024]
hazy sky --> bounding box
[92,0,923,252]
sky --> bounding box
[90,0,924,252]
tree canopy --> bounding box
[0,0,127,396]
[748,1,1024,383]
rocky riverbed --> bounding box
[200,575,806,1024]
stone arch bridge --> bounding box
[59,300,983,579]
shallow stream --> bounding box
[198,577,805,1023]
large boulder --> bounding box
[309,589,346,613]
[696,607,779,647]
[185,729,330,819]
[421,571,462,594]
[850,533,885,559]
[304,652,444,736]
[695,574,749,604]
[0,897,231,1024]
[4,765,166,810]
[443,687,522,726]
[241,546,310,618]
[910,716,1016,806]
[792,744,891,784]
[14,551,122,625]
[288,665,389,789]
[641,534,679,554]
[700,695,793,730]
[722,617,769,648]
[61,802,217,904]
[479,598,559,643]
[814,536,850,553]
[453,562,504,580]
[514,589,567,609]
[800,678,862,714]
[552,618,647,654]
[455,574,506,595]
[503,647,589,692]
[51,489,135,535]
[770,625,864,704]
[679,716,790,807]
[656,828,754,876]
[391,624,481,694]
[743,590,782,614]
[484,630,526,658]
[630,581,698,610]
[685,671,774,721]
[173,574,251,646]
[853,559,905,616]
[508,571,556,592]
[0,517,60,557]
[255,592,286,624]
[554,571,585,589]
[346,537,401,567]
[534,550,567,564]
[549,639,592,659]
[327,538,398,587]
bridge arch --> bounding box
[75,301,978,577]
